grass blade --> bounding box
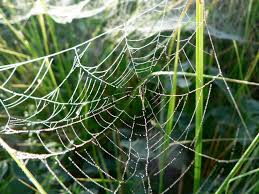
[194,0,204,192]
[159,27,181,193]
[215,133,259,194]
[0,137,47,194]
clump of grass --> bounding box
[215,133,259,194]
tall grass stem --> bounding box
[159,27,181,193]
[194,0,204,192]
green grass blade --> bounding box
[194,0,204,192]
[0,137,47,194]
[225,168,259,193]
[151,71,259,87]
[215,133,259,194]
[233,40,243,80]
[159,27,181,193]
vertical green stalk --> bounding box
[159,28,181,193]
[167,28,181,145]
[158,2,192,192]
[215,133,259,194]
[0,137,47,194]
[194,0,204,193]
[232,40,243,80]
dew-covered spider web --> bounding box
[0,0,252,41]
[0,0,258,193]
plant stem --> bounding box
[157,2,193,192]
[0,137,47,194]
[194,0,204,193]
[225,168,259,193]
[215,133,259,194]
[151,71,259,87]
[159,27,181,193]
[233,40,243,80]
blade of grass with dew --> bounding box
[194,0,204,193]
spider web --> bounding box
[0,0,250,40]
[0,0,257,193]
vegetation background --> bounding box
[0,0,258,193]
